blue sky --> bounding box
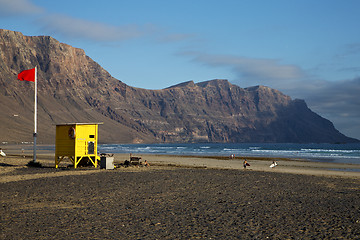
[1,0,359,140]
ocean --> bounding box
[98,143,360,165]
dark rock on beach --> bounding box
[1,167,359,239]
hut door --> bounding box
[88,141,95,155]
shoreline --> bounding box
[1,148,359,180]
[135,154,360,178]
[2,142,360,164]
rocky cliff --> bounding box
[0,29,357,144]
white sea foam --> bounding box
[98,143,360,164]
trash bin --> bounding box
[100,156,114,170]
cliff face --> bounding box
[0,29,150,143]
[0,29,357,144]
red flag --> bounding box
[17,68,36,82]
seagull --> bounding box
[0,148,6,157]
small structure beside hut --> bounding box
[55,123,102,168]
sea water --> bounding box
[98,143,360,165]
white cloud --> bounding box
[189,52,304,80]
[0,0,149,42]
[0,1,190,44]
[39,14,154,42]
[0,0,43,16]
[184,52,306,89]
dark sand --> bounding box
[1,153,360,239]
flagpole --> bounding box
[33,66,37,162]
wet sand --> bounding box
[1,149,360,239]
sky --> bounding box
[1,0,359,140]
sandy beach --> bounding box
[1,147,360,239]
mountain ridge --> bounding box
[0,29,358,144]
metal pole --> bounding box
[33,66,37,162]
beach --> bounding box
[1,148,360,239]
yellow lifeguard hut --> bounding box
[55,123,102,168]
